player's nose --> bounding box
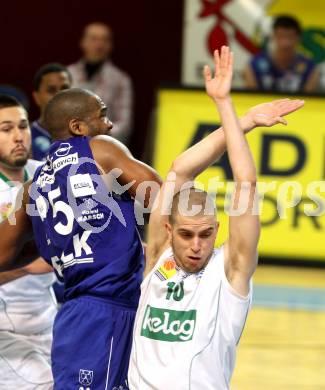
[191,237,201,253]
[13,127,23,142]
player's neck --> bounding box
[0,163,25,184]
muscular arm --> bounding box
[0,257,53,286]
[90,136,162,208]
[0,181,37,271]
[207,46,259,296]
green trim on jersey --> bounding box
[0,168,29,186]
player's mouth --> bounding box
[12,146,27,155]
[187,255,201,261]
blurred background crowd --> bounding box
[1,0,324,162]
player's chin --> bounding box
[13,155,28,167]
[185,257,205,273]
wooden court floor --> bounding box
[231,265,325,390]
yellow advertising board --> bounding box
[153,88,325,262]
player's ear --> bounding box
[32,91,41,107]
[165,222,173,243]
[69,118,87,136]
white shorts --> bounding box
[0,327,53,389]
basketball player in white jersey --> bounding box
[128,47,304,389]
[0,95,57,389]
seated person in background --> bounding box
[31,63,72,160]
[243,15,319,93]
[68,22,133,145]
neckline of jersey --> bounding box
[0,169,29,186]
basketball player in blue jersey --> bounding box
[0,86,304,389]
[0,88,161,390]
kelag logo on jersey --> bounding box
[141,305,196,342]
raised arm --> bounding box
[206,46,259,296]
[90,136,162,208]
[145,96,303,275]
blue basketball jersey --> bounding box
[29,136,144,304]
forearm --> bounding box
[0,269,27,285]
[215,97,256,182]
[171,115,255,181]
[0,237,39,272]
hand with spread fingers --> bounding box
[245,98,305,129]
[204,45,233,100]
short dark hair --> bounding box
[44,88,99,138]
[273,15,301,35]
[34,63,72,91]
[0,94,22,110]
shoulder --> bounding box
[90,135,130,155]
[295,54,316,71]
[250,51,271,71]
[67,60,83,73]
[104,61,131,82]
[89,135,131,172]
[146,246,174,278]
[26,159,44,177]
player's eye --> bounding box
[179,232,192,238]
[0,127,11,132]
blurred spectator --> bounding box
[318,62,325,92]
[68,22,133,145]
[32,63,72,160]
[243,15,319,93]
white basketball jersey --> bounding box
[0,160,57,334]
[129,246,252,390]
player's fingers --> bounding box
[214,49,220,77]
[228,51,234,72]
[272,98,290,105]
[220,46,228,72]
[276,116,287,125]
[279,100,305,115]
[204,65,212,81]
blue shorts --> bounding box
[52,295,137,390]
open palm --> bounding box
[204,46,233,100]
[247,99,305,128]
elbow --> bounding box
[169,160,194,181]
[170,159,182,175]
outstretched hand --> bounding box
[204,46,233,100]
[246,98,305,129]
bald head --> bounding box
[43,88,100,139]
[81,22,113,62]
[169,187,216,225]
